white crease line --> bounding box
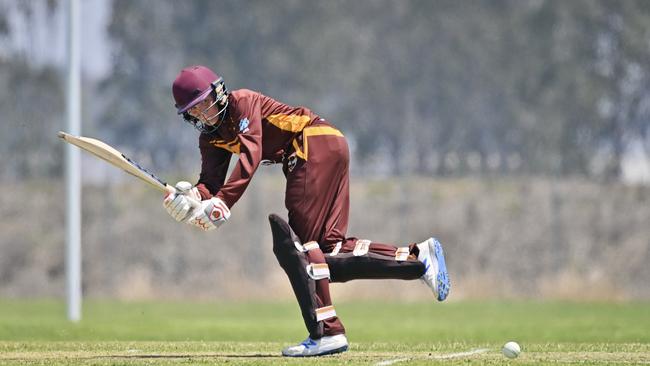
[374,348,490,366]
[375,357,411,366]
[431,348,490,359]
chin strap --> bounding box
[183,104,228,134]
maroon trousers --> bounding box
[282,122,424,337]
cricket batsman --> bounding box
[163,65,451,357]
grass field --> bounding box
[0,300,648,365]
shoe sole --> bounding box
[282,344,349,357]
[430,238,450,301]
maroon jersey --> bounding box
[195,89,323,208]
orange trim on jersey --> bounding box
[266,114,311,132]
[209,138,241,154]
[293,139,306,160]
[293,126,344,161]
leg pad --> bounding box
[270,214,344,338]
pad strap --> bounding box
[395,247,410,261]
[306,263,330,280]
[329,241,342,256]
[315,305,337,321]
[294,240,320,252]
[303,241,320,251]
[353,239,371,256]
[293,240,304,252]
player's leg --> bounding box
[276,124,351,357]
[269,214,348,357]
[326,239,425,282]
[284,125,350,251]
[277,124,449,357]
[286,127,450,294]
[292,127,450,300]
[327,237,451,301]
[282,125,352,336]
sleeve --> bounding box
[215,95,263,208]
[196,136,232,200]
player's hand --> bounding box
[187,197,231,231]
[163,181,201,222]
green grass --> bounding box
[0,300,648,365]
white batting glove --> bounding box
[163,181,202,222]
[187,197,231,231]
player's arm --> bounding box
[196,137,232,199]
[181,116,262,231]
[163,139,232,230]
[214,96,264,209]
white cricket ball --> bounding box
[502,341,521,359]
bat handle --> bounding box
[186,196,201,210]
[164,184,202,209]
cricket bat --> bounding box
[58,131,199,207]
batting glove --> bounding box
[163,181,201,222]
[187,197,231,231]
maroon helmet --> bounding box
[172,65,228,133]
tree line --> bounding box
[1,0,649,180]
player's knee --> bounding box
[268,214,333,281]
[269,214,297,257]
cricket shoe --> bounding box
[281,334,349,357]
[417,237,450,301]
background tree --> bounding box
[0,0,64,181]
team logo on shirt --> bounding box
[238,118,250,133]
[286,154,297,172]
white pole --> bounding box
[65,0,82,322]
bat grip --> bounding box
[164,184,202,209]
[186,196,201,210]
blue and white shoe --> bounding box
[281,334,348,357]
[417,237,450,301]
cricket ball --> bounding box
[502,341,521,359]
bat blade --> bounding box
[58,131,175,194]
